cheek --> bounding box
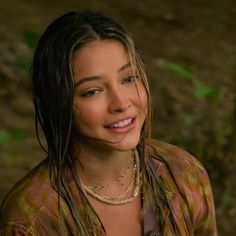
[72,99,105,129]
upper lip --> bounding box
[105,116,136,128]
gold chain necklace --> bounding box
[85,151,135,191]
[81,150,140,205]
[87,161,137,200]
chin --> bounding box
[109,135,141,151]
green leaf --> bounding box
[10,129,28,140]
[194,85,214,98]
[22,30,41,48]
[15,57,32,70]
[194,85,220,99]
[165,62,198,82]
[0,130,10,146]
[164,61,220,101]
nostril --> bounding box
[108,98,131,113]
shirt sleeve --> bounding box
[173,148,218,236]
[191,162,218,236]
[0,223,34,236]
[148,139,218,236]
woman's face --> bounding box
[72,39,147,151]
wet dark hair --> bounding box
[32,11,177,235]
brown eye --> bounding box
[122,75,138,84]
[81,89,101,97]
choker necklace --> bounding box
[81,149,141,205]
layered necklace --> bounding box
[81,150,141,205]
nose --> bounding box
[108,88,131,113]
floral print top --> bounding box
[0,140,218,235]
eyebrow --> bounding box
[118,62,131,72]
[74,62,131,88]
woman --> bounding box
[0,11,217,235]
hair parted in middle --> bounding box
[32,11,177,235]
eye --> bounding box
[81,88,101,97]
[122,75,139,84]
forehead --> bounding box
[72,39,131,79]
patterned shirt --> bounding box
[0,140,218,235]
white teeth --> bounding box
[110,119,132,128]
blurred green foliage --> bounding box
[0,129,27,146]
[14,30,41,71]
[0,130,11,146]
[165,62,220,100]
[161,60,236,220]
[22,30,41,49]
[0,129,28,165]
[1,149,21,165]
[14,57,32,70]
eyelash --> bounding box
[80,75,139,97]
[81,89,101,97]
[121,75,139,84]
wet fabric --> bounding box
[0,140,218,235]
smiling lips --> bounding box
[105,117,136,132]
[110,118,133,128]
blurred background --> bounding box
[0,0,235,235]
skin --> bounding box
[71,39,147,235]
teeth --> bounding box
[110,119,132,128]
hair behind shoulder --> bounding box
[31,10,152,235]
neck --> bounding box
[70,139,133,185]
